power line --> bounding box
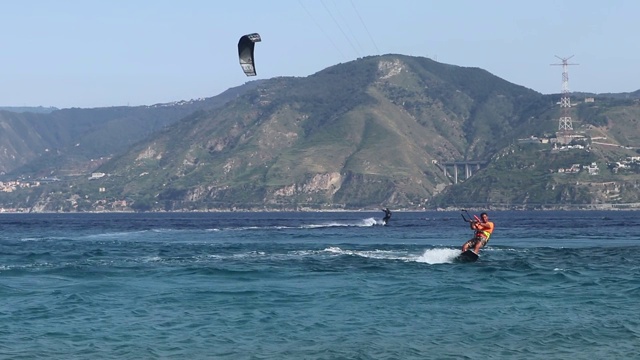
[298,1,379,60]
[330,0,365,55]
[551,55,579,143]
[320,0,361,58]
[297,0,347,60]
[349,0,380,54]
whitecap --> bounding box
[322,247,411,261]
[415,248,461,264]
[302,217,383,228]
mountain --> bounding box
[572,89,640,100]
[2,54,639,212]
[0,81,264,176]
[47,55,552,211]
[431,95,640,210]
[0,106,59,113]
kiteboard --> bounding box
[458,249,479,262]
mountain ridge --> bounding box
[0,81,265,176]
[1,55,639,212]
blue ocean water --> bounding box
[1,211,639,359]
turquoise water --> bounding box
[1,211,639,359]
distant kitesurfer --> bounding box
[462,212,494,254]
[381,208,392,225]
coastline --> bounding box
[2,203,640,214]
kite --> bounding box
[238,33,261,76]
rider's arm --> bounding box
[477,222,493,231]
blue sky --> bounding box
[2,0,638,108]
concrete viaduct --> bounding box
[436,160,488,184]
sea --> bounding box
[0,210,639,359]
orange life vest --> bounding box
[473,221,494,240]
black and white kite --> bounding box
[238,33,261,76]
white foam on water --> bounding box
[415,248,461,264]
[303,217,383,228]
[210,217,385,232]
[20,237,41,242]
[323,247,413,261]
[142,256,163,262]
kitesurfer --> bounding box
[381,208,392,225]
[462,212,494,254]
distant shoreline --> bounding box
[1,205,640,214]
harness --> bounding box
[476,230,491,240]
[467,230,490,248]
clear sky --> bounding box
[2,0,638,109]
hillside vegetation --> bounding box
[1,55,639,212]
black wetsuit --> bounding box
[382,208,392,225]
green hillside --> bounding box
[2,55,640,212]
